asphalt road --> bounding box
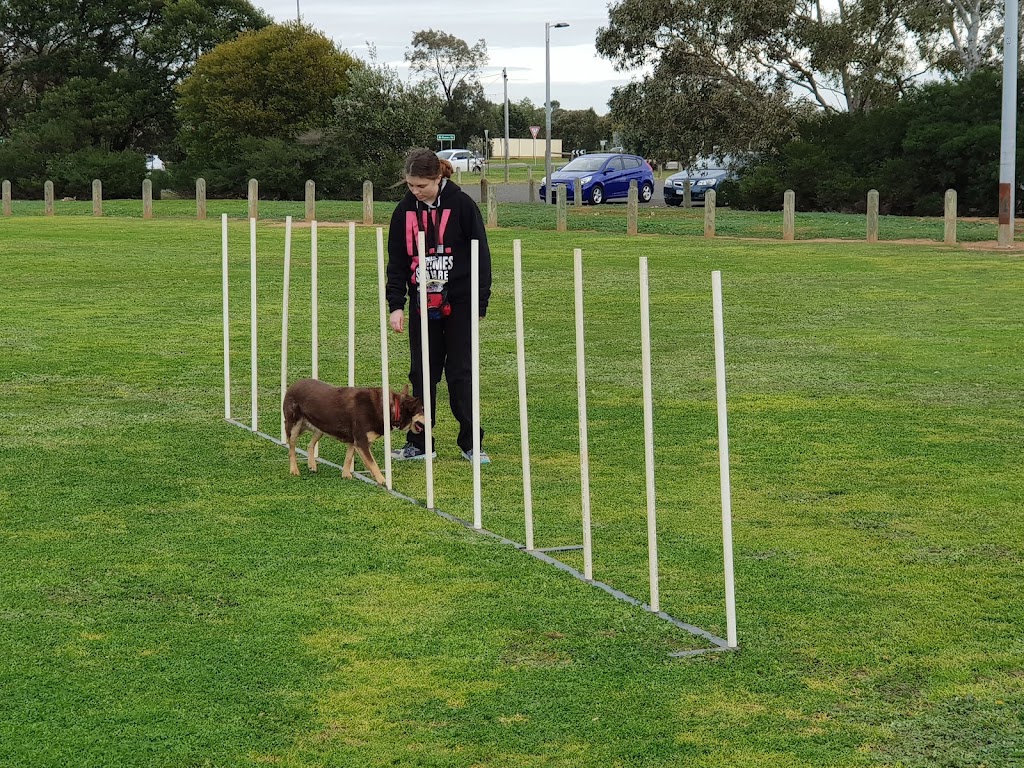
[461,180,673,208]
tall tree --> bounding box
[175,22,360,169]
[405,29,491,145]
[0,0,270,143]
[553,108,612,152]
[597,0,918,115]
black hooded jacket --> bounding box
[386,180,492,316]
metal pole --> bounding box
[222,214,231,420]
[712,271,738,649]
[471,240,482,529]
[348,221,356,386]
[417,232,434,509]
[376,227,392,489]
[639,257,660,612]
[998,0,1018,246]
[574,248,593,581]
[513,240,534,550]
[280,217,292,443]
[504,68,510,184]
[310,220,319,460]
[545,22,552,205]
[250,217,258,432]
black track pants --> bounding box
[406,301,484,453]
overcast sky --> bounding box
[249,1,639,114]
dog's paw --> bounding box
[341,470,353,479]
[289,467,300,476]
[308,462,318,473]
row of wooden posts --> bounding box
[2,177,963,244]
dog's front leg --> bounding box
[342,444,356,478]
[355,440,386,485]
[307,429,323,472]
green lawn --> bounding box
[1,217,1022,766]
[4,197,1016,243]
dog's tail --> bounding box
[282,391,303,439]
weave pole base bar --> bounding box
[227,419,736,657]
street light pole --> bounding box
[998,0,1018,246]
[504,67,510,184]
[545,22,569,205]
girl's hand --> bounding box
[390,309,404,333]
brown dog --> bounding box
[282,379,425,484]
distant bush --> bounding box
[0,143,145,198]
[731,69,1017,216]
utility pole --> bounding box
[503,67,510,183]
[998,0,1018,246]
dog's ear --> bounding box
[401,383,410,397]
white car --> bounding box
[437,148,484,173]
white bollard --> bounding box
[348,221,356,387]
[471,239,482,529]
[573,248,594,581]
[250,218,258,432]
[376,227,393,489]
[311,220,319,460]
[417,231,434,509]
[712,270,738,648]
[639,257,660,612]
[222,214,231,420]
[513,239,534,551]
[280,216,292,442]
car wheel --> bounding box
[589,184,604,205]
[640,182,654,203]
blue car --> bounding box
[664,167,733,206]
[540,153,655,205]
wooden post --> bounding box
[44,181,54,216]
[574,177,583,207]
[247,178,258,220]
[556,184,567,232]
[457,168,463,185]
[196,178,207,220]
[683,180,692,209]
[305,180,315,221]
[142,178,153,219]
[944,189,957,245]
[2,180,11,216]
[704,189,717,238]
[783,189,795,241]
[92,179,102,216]
[627,180,638,236]
[362,180,373,225]
[867,189,879,243]
[529,177,536,203]
[480,177,489,208]
[487,189,497,228]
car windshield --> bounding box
[437,150,456,159]
[559,156,608,173]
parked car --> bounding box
[437,148,484,173]
[540,153,655,205]
[663,167,734,206]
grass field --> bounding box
[4,197,1017,243]
[1,215,1023,767]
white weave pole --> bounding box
[513,239,535,550]
[376,227,393,489]
[573,248,594,581]
[712,270,738,648]
[417,231,434,509]
[639,257,660,612]
[311,221,319,381]
[249,217,258,432]
[311,220,319,459]
[221,214,231,420]
[471,239,482,529]
[348,221,356,387]
[279,216,292,443]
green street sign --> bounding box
[436,133,455,141]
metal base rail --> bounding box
[227,418,736,658]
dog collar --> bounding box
[392,394,401,425]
